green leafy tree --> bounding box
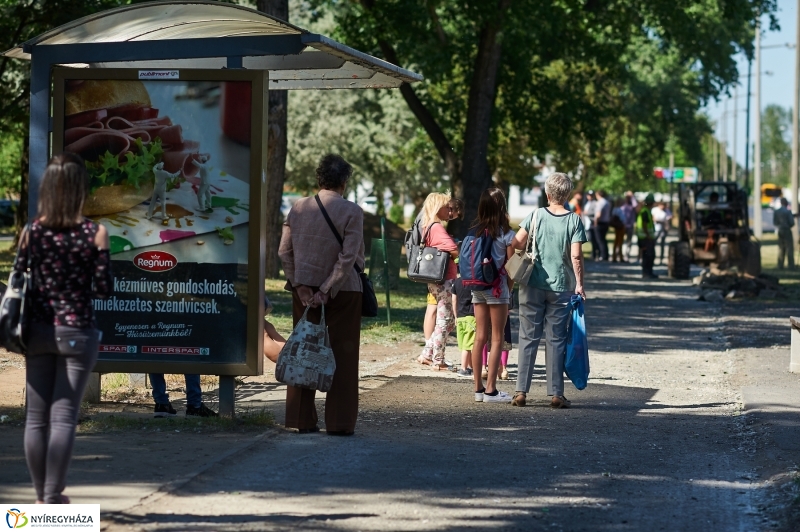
[287,1,448,210]
[310,0,776,233]
[760,104,791,186]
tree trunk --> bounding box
[258,0,289,279]
[14,126,29,246]
[458,1,511,234]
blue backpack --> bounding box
[459,229,499,289]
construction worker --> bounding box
[637,193,657,279]
[773,197,795,269]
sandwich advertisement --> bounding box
[53,69,266,375]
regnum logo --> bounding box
[5,509,27,528]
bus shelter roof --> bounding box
[2,0,422,89]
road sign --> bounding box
[653,167,698,183]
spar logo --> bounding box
[133,251,177,272]
[5,509,27,528]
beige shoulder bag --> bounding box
[506,208,539,284]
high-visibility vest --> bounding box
[636,206,655,239]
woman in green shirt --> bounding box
[510,172,587,408]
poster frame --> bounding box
[52,67,267,376]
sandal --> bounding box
[550,395,571,409]
[511,392,526,407]
[417,356,433,366]
[431,364,450,371]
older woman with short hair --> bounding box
[511,172,587,408]
[279,154,365,436]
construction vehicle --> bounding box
[668,182,761,279]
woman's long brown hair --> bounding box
[37,152,88,229]
[471,187,511,238]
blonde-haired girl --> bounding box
[417,192,459,370]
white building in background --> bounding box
[507,162,557,220]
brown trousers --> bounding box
[285,289,362,432]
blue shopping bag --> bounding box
[564,294,589,390]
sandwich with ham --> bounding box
[64,79,207,216]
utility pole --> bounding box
[713,135,719,180]
[792,0,800,245]
[722,99,728,182]
[745,59,752,190]
[733,86,738,184]
[754,18,763,237]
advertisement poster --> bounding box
[53,69,265,374]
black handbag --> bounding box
[407,223,450,284]
[0,225,32,354]
[314,195,379,318]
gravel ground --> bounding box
[93,260,798,531]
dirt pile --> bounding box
[694,268,781,302]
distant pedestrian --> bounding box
[595,190,611,261]
[583,191,599,260]
[20,152,112,504]
[569,192,583,216]
[620,196,636,261]
[279,153,365,436]
[637,193,658,279]
[467,188,515,403]
[452,277,475,377]
[511,172,587,408]
[610,198,626,262]
[773,197,795,269]
[652,201,672,265]
[417,192,459,371]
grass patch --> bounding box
[78,406,274,433]
[0,239,14,280]
[758,233,800,300]
[266,267,428,346]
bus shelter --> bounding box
[3,0,422,415]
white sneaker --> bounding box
[474,390,485,402]
[483,390,511,403]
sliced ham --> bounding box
[121,129,151,144]
[65,109,108,129]
[155,124,183,145]
[105,116,135,130]
[65,126,105,145]
[162,141,204,179]
[65,130,130,161]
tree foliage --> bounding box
[310,0,777,226]
[760,104,791,186]
[286,1,447,208]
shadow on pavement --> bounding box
[99,376,757,531]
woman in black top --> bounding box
[15,152,112,504]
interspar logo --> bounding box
[133,251,177,272]
[6,508,27,528]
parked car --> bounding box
[0,200,18,226]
